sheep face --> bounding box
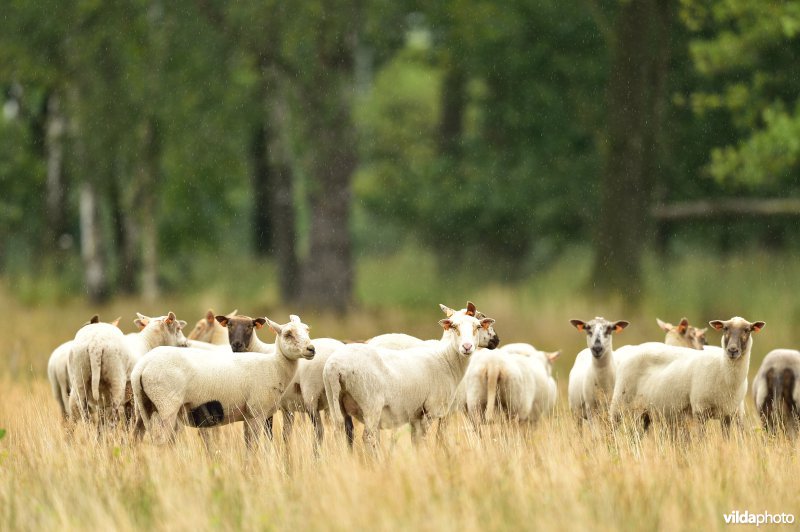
[657,317,707,350]
[440,310,494,357]
[439,301,500,349]
[709,317,765,360]
[217,315,266,353]
[265,315,316,360]
[570,317,629,359]
[188,310,217,342]
[136,311,188,347]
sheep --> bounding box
[68,320,131,429]
[367,302,500,350]
[656,317,707,349]
[464,344,559,427]
[47,315,119,420]
[118,312,188,423]
[323,306,494,453]
[567,317,630,422]
[185,308,237,350]
[131,314,316,449]
[215,314,344,446]
[610,317,765,436]
[68,312,186,430]
[752,349,800,437]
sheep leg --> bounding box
[281,410,294,444]
[344,414,355,449]
[363,426,379,456]
[721,414,740,439]
[132,416,146,443]
[306,405,324,445]
[264,416,275,441]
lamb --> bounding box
[752,349,800,436]
[323,306,494,453]
[610,317,764,435]
[656,317,707,349]
[465,344,559,426]
[215,314,344,446]
[47,315,119,419]
[567,317,630,421]
[131,314,316,448]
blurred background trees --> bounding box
[0,0,798,309]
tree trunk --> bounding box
[79,182,109,303]
[139,118,160,302]
[110,174,140,294]
[250,120,273,256]
[438,61,466,159]
[297,15,359,311]
[592,0,669,298]
[45,91,67,249]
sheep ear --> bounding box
[751,321,765,333]
[254,318,267,329]
[226,309,238,318]
[265,318,282,334]
[547,350,561,362]
[111,317,121,328]
[439,318,453,331]
[709,320,724,331]
[465,302,477,316]
[570,319,586,332]
[136,312,148,321]
[165,311,176,325]
[613,321,629,333]
[656,318,670,332]
[677,318,689,335]
[215,315,229,326]
[439,304,455,317]
[178,320,187,330]
[205,310,215,322]
[480,318,495,330]
[89,314,100,324]
[134,316,149,330]
[290,315,301,324]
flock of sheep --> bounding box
[46,301,800,452]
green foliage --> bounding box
[682,0,800,186]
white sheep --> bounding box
[215,314,343,446]
[656,317,707,349]
[464,344,559,426]
[752,349,800,436]
[611,317,764,435]
[567,317,630,422]
[323,307,494,452]
[68,321,131,428]
[47,315,120,419]
[131,314,316,448]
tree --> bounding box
[591,0,673,297]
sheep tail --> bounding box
[132,368,153,430]
[485,365,501,422]
[90,344,102,403]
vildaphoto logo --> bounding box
[724,511,795,526]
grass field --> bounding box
[1,247,799,530]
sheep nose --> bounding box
[727,347,740,357]
[592,345,603,356]
[462,342,474,353]
[231,342,245,352]
[307,346,316,355]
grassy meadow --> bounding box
[1,247,800,531]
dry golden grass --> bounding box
[2,379,799,532]
[3,248,800,531]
